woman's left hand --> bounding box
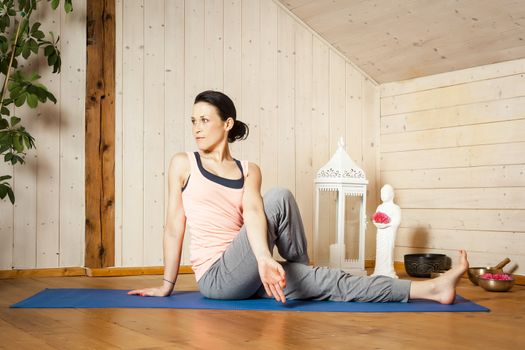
[257,256,287,303]
[127,285,173,297]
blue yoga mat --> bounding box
[10,288,489,312]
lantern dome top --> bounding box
[315,137,368,185]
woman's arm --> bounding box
[243,163,287,303]
[128,153,188,297]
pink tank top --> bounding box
[181,151,248,281]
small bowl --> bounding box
[404,254,447,278]
[478,275,514,292]
[467,267,503,285]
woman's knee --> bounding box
[263,187,294,204]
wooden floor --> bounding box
[1,271,524,349]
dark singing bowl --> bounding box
[404,254,447,278]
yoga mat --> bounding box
[10,288,489,312]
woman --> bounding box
[129,90,468,304]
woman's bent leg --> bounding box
[198,228,260,299]
[263,187,309,265]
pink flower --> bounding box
[479,273,513,281]
[373,211,391,224]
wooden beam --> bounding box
[85,0,116,268]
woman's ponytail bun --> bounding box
[228,120,249,143]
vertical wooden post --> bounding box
[85,0,115,268]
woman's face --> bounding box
[191,102,231,151]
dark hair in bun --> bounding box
[194,90,249,143]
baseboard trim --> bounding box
[0,265,193,279]
[0,267,87,279]
[86,265,194,277]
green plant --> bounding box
[0,0,72,204]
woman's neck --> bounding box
[200,146,232,163]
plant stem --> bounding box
[0,15,25,114]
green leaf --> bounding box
[47,53,57,66]
[1,106,10,116]
[46,91,57,103]
[22,45,31,59]
[33,30,44,40]
[10,116,21,127]
[22,134,31,149]
[30,22,41,33]
[64,0,73,13]
[0,118,8,129]
[29,38,38,53]
[0,130,8,140]
[7,187,14,204]
[27,85,47,102]
[14,94,26,107]
[53,56,61,73]
[35,91,47,102]
[0,175,11,181]
[0,15,10,33]
[51,0,60,10]
[8,81,21,93]
[4,152,13,161]
[27,93,38,108]
[0,185,7,198]
[13,134,23,152]
[44,45,54,56]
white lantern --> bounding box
[314,137,368,275]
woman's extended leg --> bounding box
[256,188,468,304]
[260,250,468,303]
[257,187,412,302]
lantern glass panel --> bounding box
[344,194,362,261]
[316,190,338,266]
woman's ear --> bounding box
[225,117,234,131]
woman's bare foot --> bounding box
[409,250,469,304]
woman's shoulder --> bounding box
[168,152,191,176]
[244,161,261,178]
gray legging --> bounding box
[198,187,411,302]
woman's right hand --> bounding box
[127,285,173,297]
[257,256,287,303]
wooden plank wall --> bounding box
[115,0,381,267]
[0,2,87,269]
[380,58,525,275]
